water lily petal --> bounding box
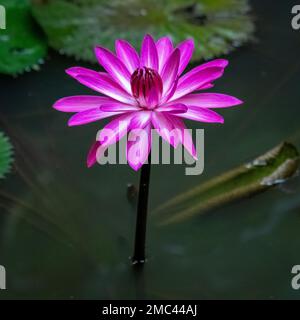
[53,95,113,112]
[87,141,101,168]
[68,108,123,126]
[67,67,122,93]
[100,103,140,112]
[196,59,228,70]
[199,83,214,90]
[151,112,179,147]
[171,67,224,101]
[168,93,243,108]
[157,103,188,114]
[161,48,180,97]
[140,34,159,71]
[115,39,140,74]
[160,77,178,104]
[95,114,134,162]
[130,110,152,129]
[170,59,228,100]
[177,38,194,75]
[168,116,197,160]
[94,46,132,93]
[127,124,152,171]
[162,82,213,105]
[156,37,173,73]
[97,113,133,148]
[66,66,104,79]
[72,74,134,104]
[147,84,162,108]
[179,59,228,81]
[177,106,224,123]
[172,59,228,87]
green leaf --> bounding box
[154,142,300,225]
[0,132,13,179]
[32,0,254,63]
[0,0,47,75]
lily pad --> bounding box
[154,142,300,225]
[0,0,47,75]
[32,0,254,63]
[0,132,13,179]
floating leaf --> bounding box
[155,142,300,225]
[32,0,254,63]
[0,0,47,75]
[0,132,13,179]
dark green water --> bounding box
[0,0,300,299]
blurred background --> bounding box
[0,0,300,299]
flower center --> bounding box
[130,67,163,108]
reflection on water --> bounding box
[0,0,300,299]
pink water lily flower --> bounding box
[54,34,242,170]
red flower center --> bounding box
[130,67,163,108]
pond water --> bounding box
[0,0,300,299]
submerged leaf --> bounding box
[32,0,254,63]
[0,132,13,179]
[155,142,300,225]
[0,0,47,75]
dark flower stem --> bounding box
[132,153,151,265]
